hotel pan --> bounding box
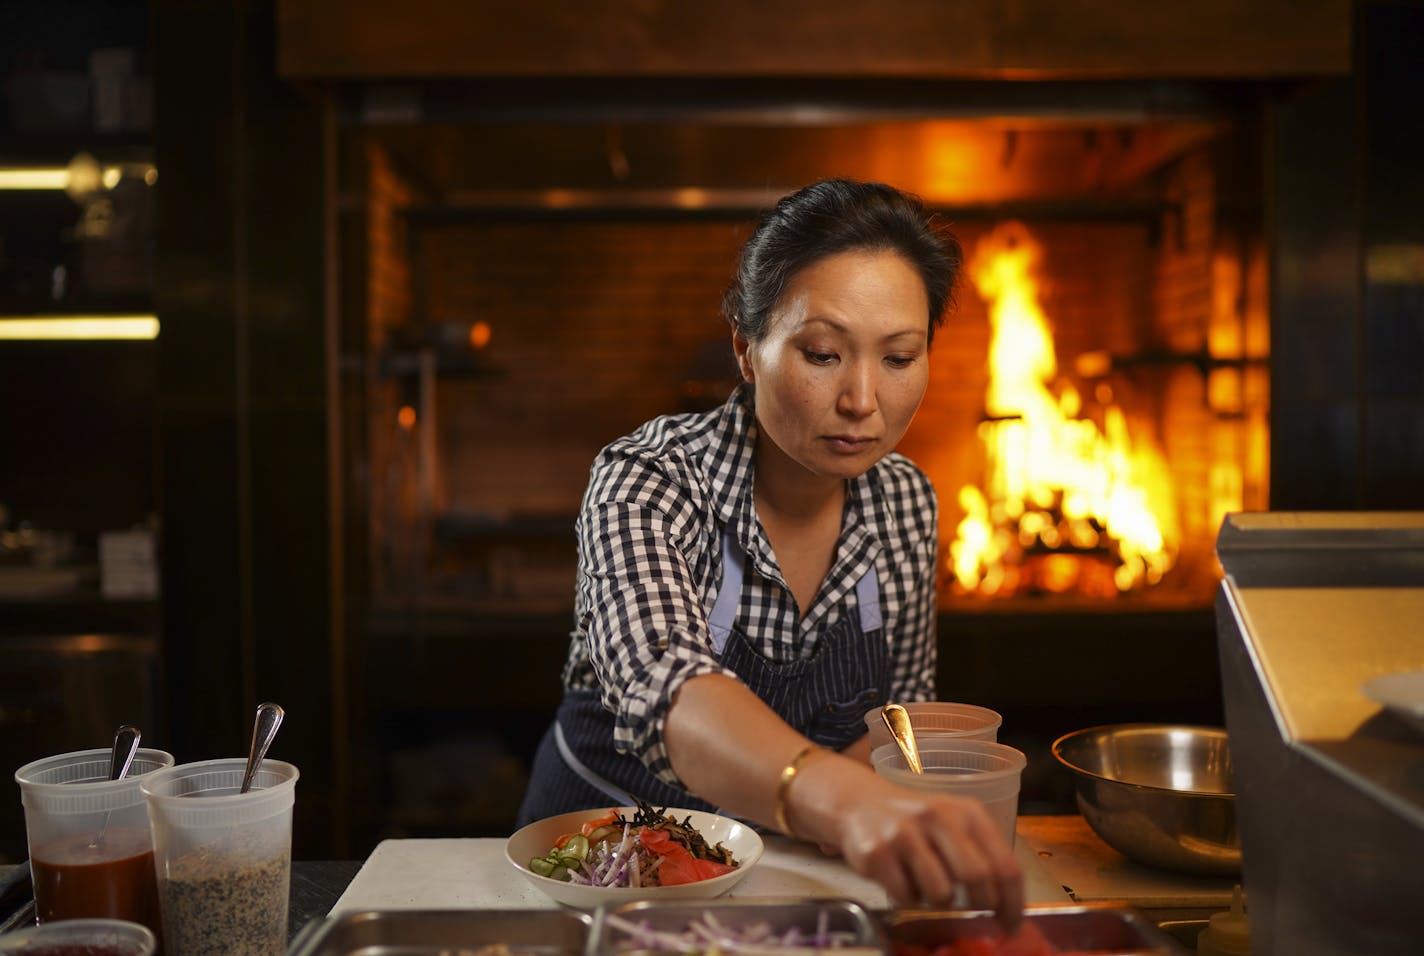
[286,908,592,956]
[588,898,885,956]
[884,903,1189,955]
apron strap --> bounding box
[856,560,883,631]
[553,720,635,806]
[707,530,745,654]
[554,713,737,819]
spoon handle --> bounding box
[109,725,142,781]
[241,702,285,794]
[92,725,142,847]
[882,703,924,774]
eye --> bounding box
[885,354,919,370]
[803,349,836,366]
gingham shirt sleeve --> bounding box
[575,445,735,787]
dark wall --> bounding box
[152,0,340,856]
[1269,2,1424,510]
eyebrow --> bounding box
[802,316,927,342]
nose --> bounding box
[836,360,877,418]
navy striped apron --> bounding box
[516,529,888,827]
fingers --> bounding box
[925,801,1023,927]
[840,792,1024,929]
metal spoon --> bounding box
[90,724,141,847]
[881,703,924,774]
[240,702,285,794]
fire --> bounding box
[950,223,1178,597]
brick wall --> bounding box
[374,172,1252,606]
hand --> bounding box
[824,775,1025,931]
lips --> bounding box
[825,435,877,453]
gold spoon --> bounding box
[881,703,924,774]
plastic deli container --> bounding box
[141,758,299,956]
[0,917,157,955]
[871,739,1026,845]
[14,747,175,936]
[864,702,1002,750]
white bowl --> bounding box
[1363,669,1424,736]
[505,807,763,908]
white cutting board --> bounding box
[331,830,1069,913]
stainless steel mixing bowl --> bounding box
[1051,723,1240,876]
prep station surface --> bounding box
[329,819,1235,918]
[330,829,1067,913]
[0,816,1233,946]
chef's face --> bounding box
[734,248,931,481]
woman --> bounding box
[518,179,1023,923]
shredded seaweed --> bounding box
[621,797,737,866]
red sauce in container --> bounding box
[30,826,163,940]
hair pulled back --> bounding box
[722,179,961,346]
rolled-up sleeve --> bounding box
[575,449,735,787]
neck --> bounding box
[752,432,844,522]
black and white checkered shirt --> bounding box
[562,384,939,787]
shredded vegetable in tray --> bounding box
[604,910,881,956]
[527,803,739,888]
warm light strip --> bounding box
[0,168,72,190]
[0,315,160,340]
[0,165,151,191]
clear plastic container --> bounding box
[14,747,175,935]
[871,739,1026,845]
[141,758,299,956]
[864,701,1002,750]
[0,917,157,955]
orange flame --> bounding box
[950,223,1178,597]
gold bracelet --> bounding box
[774,743,820,839]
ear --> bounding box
[732,327,755,383]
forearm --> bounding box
[663,672,1023,925]
[662,672,882,844]
[841,732,872,766]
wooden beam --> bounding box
[278,0,1352,80]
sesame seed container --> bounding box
[140,758,299,956]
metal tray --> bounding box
[286,908,593,956]
[883,903,1189,955]
[588,898,886,956]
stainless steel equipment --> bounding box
[1215,512,1424,956]
[589,898,884,956]
[287,908,592,956]
[1051,724,1239,875]
[886,903,1188,954]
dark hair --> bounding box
[722,179,961,346]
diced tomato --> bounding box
[894,925,1057,956]
[995,922,1055,956]
[658,852,736,885]
[946,941,999,956]
[692,858,735,880]
[638,827,677,854]
[636,827,736,885]
[580,810,621,836]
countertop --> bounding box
[1018,815,1237,923]
[0,816,1236,943]
[330,825,1072,913]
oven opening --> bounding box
[347,97,1270,617]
